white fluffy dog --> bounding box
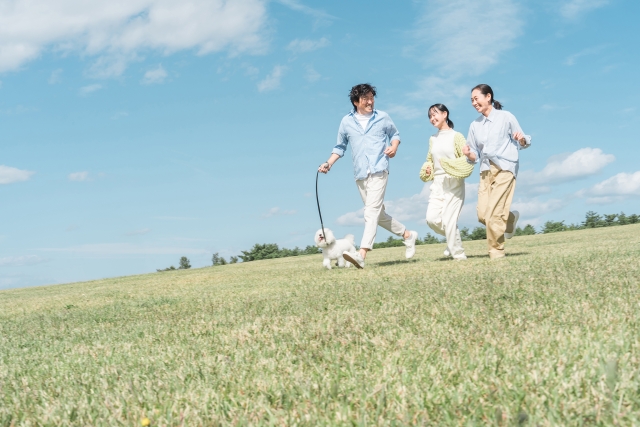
[314,228,356,270]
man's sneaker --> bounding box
[403,230,419,259]
[342,251,365,269]
[504,210,520,239]
[443,249,451,257]
[453,253,467,261]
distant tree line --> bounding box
[157,256,191,272]
[209,211,639,265]
[373,210,638,247]
[541,211,639,234]
[212,244,320,266]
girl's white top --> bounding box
[431,129,456,177]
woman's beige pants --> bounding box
[477,162,518,259]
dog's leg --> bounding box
[337,257,345,268]
[323,257,332,270]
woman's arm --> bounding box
[509,112,531,149]
[464,125,479,163]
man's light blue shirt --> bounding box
[466,108,531,178]
[332,109,400,181]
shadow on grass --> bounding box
[435,251,530,261]
[374,259,420,267]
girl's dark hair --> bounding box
[349,83,376,108]
[471,84,503,110]
[428,104,454,129]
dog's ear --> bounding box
[324,229,336,244]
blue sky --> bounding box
[1,0,639,289]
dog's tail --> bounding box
[344,234,355,246]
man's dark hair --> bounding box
[349,83,376,108]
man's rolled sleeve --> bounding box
[333,124,348,157]
[386,118,400,143]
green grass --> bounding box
[1,225,640,426]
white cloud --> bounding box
[79,84,102,96]
[398,0,523,118]
[126,228,152,236]
[48,68,62,84]
[510,198,569,222]
[519,148,615,187]
[0,255,49,266]
[336,182,479,227]
[412,0,522,77]
[385,104,424,120]
[141,64,167,84]
[579,171,640,204]
[0,105,36,115]
[287,37,329,54]
[564,44,608,66]
[275,0,335,27]
[68,171,89,181]
[305,66,321,82]
[111,111,129,120]
[0,0,268,75]
[257,65,286,92]
[262,207,297,218]
[560,0,610,20]
[153,216,198,220]
[336,208,364,226]
[0,165,35,184]
[243,63,259,77]
[38,243,208,256]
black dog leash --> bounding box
[316,167,327,241]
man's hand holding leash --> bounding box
[318,153,340,174]
[318,162,331,174]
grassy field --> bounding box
[1,225,640,426]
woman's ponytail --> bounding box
[472,84,502,110]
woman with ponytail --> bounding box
[419,104,474,260]
[462,84,531,260]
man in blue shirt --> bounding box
[318,83,418,269]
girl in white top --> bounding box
[419,104,474,260]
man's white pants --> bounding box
[426,175,465,257]
[356,171,406,250]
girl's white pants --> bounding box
[356,171,406,250]
[426,175,465,257]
